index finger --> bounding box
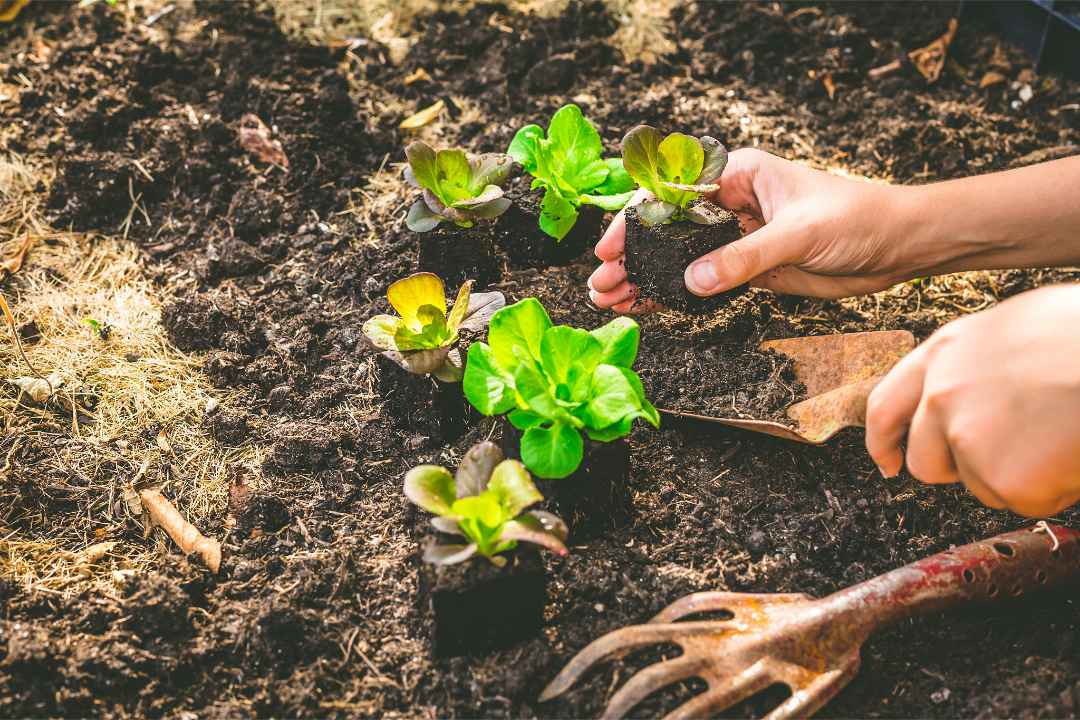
[595,187,654,261]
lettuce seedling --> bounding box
[508,104,636,240]
[620,125,729,226]
[463,298,659,479]
[404,142,513,232]
[405,441,569,567]
[363,273,505,382]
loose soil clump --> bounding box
[624,201,748,314]
[495,174,606,269]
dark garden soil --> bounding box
[4,2,1080,719]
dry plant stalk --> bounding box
[139,486,222,572]
[868,59,902,81]
[909,18,958,84]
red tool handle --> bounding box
[826,524,1080,633]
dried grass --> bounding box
[0,153,257,598]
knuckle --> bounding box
[718,240,760,278]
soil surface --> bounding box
[4,2,1080,720]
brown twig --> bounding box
[138,486,222,572]
[0,288,52,397]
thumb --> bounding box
[684,217,799,296]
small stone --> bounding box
[407,435,429,451]
[594,603,605,613]
[123,352,142,362]
[931,688,951,704]
[205,398,220,414]
[747,530,767,556]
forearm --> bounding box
[893,156,1080,277]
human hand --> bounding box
[866,284,1080,517]
[589,148,921,312]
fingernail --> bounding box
[877,465,891,479]
[587,275,595,292]
[685,260,719,295]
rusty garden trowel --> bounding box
[659,330,916,444]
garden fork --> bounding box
[540,524,1080,719]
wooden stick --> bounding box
[139,486,221,572]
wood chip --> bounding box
[979,71,1006,89]
[402,68,431,85]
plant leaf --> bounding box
[404,465,456,516]
[468,197,511,219]
[583,416,634,442]
[618,367,661,426]
[450,183,505,208]
[431,516,464,536]
[568,158,610,194]
[514,358,572,422]
[539,188,579,241]
[387,273,447,332]
[393,305,449,350]
[459,291,506,332]
[488,459,542,517]
[433,349,464,382]
[455,440,503,497]
[380,345,452,375]
[406,198,443,232]
[405,141,439,191]
[463,342,517,415]
[593,157,635,196]
[583,364,641,429]
[446,280,473,334]
[423,542,478,565]
[521,422,583,479]
[453,494,506,554]
[659,181,720,194]
[539,326,602,385]
[362,315,405,351]
[579,190,635,211]
[548,104,603,179]
[657,133,704,207]
[435,149,470,189]
[508,409,547,429]
[466,152,513,192]
[487,298,552,373]
[507,124,544,170]
[422,188,467,223]
[621,125,664,198]
[589,317,639,369]
[696,136,728,185]
[636,200,678,226]
[403,165,419,189]
[500,513,569,555]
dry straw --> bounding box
[0,153,259,598]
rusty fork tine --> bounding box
[650,591,809,624]
[600,655,711,720]
[765,654,860,720]
[663,660,775,720]
[538,624,703,702]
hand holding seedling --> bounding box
[867,284,1080,517]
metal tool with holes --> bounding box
[659,330,916,444]
[540,524,1078,719]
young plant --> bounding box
[363,273,505,382]
[405,441,569,567]
[463,298,659,479]
[404,142,513,232]
[620,125,729,226]
[508,104,636,240]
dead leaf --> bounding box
[239,113,288,169]
[980,71,1006,89]
[64,541,118,578]
[156,427,172,454]
[867,59,902,80]
[122,486,144,517]
[908,17,957,84]
[403,68,431,85]
[1,232,34,275]
[398,99,445,130]
[10,373,61,402]
[822,69,835,100]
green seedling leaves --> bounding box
[462,299,660,479]
[404,141,512,231]
[621,125,729,225]
[508,105,635,240]
[363,273,505,381]
[405,441,569,566]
